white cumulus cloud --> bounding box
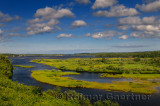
[75,0,91,4]
[118,16,160,39]
[117,25,130,30]
[27,7,75,35]
[132,25,160,32]
[57,33,73,38]
[118,16,141,25]
[92,0,117,9]
[119,35,128,40]
[0,29,3,35]
[71,20,87,28]
[93,5,139,17]
[87,31,121,39]
[118,16,157,25]
[26,19,59,35]
[136,0,160,12]
[34,7,75,20]
[0,11,20,22]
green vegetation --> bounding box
[2,50,160,58]
[31,57,160,94]
[0,54,18,57]
[74,51,160,58]
[0,54,66,57]
[0,56,13,78]
[31,57,160,74]
[0,55,118,106]
[13,65,34,68]
[31,69,160,94]
[19,54,66,56]
[101,73,160,80]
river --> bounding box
[10,56,160,106]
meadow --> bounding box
[0,55,119,106]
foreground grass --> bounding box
[31,69,160,94]
[0,77,82,106]
[0,57,81,106]
[101,73,160,80]
[1,56,118,106]
[13,65,34,68]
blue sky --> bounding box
[0,0,160,54]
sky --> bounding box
[0,0,160,54]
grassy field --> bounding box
[31,69,160,94]
[13,65,34,68]
[31,58,160,74]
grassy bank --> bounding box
[31,69,160,94]
[13,65,34,68]
[0,55,119,106]
[101,73,160,80]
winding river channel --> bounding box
[10,56,160,106]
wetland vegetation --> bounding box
[31,69,160,94]
[31,57,160,74]
[0,55,119,106]
[101,73,160,80]
[2,51,160,105]
[13,65,34,68]
[31,57,160,94]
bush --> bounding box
[94,100,119,106]
[32,86,42,95]
[133,57,141,62]
[59,65,66,70]
[0,56,13,78]
[101,58,107,63]
[76,67,84,71]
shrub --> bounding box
[76,67,84,71]
[133,57,141,62]
[59,65,66,70]
[94,100,119,106]
[32,86,42,95]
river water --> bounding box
[10,56,160,106]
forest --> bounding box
[74,51,160,58]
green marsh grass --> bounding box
[31,69,160,94]
[101,73,160,80]
[14,65,34,68]
[31,58,160,74]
